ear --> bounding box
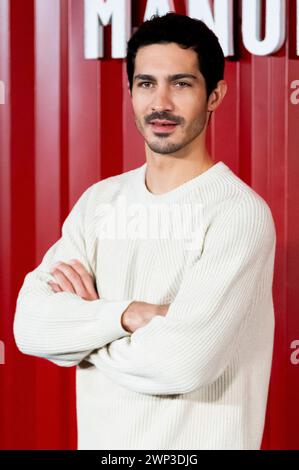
[207,80,228,112]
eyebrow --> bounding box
[133,73,198,82]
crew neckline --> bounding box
[133,161,229,203]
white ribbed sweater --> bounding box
[13,161,276,450]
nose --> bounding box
[150,84,174,112]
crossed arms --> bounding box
[47,259,170,335]
[13,185,276,395]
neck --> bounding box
[144,149,215,195]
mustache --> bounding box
[145,113,183,124]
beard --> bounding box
[135,112,208,156]
[146,138,188,155]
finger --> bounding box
[50,267,77,294]
[67,259,99,299]
[51,262,86,296]
[48,281,63,293]
[50,262,90,298]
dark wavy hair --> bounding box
[126,12,225,99]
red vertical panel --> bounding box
[251,53,279,448]
[0,0,12,450]
[213,59,240,171]
[9,0,36,449]
[263,48,289,451]
[285,0,299,450]
[59,0,78,450]
[100,24,124,178]
[69,0,100,201]
[35,0,62,449]
[251,56,271,197]
[260,48,288,450]
[35,0,75,450]
[238,41,253,184]
[251,52,287,451]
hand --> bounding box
[121,301,170,334]
[48,259,99,301]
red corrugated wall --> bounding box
[0,0,298,450]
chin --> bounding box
[147,142,185,155]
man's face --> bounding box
[130,42,210,156]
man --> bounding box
[13,13,276,450]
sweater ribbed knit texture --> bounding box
[13,161,276,450]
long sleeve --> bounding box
[84,196,276,395]
[13,184,134,367]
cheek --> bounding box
[132,93,149,110]
[132,103,148,126]
[175,91,204,110]
[181,98,207,120]
[177,91,204,107]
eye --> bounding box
[138,82,153,88]
[174,81,191,88]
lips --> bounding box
[150,120,177,125]
[150,120,178,132]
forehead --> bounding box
[134,43,200,75]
